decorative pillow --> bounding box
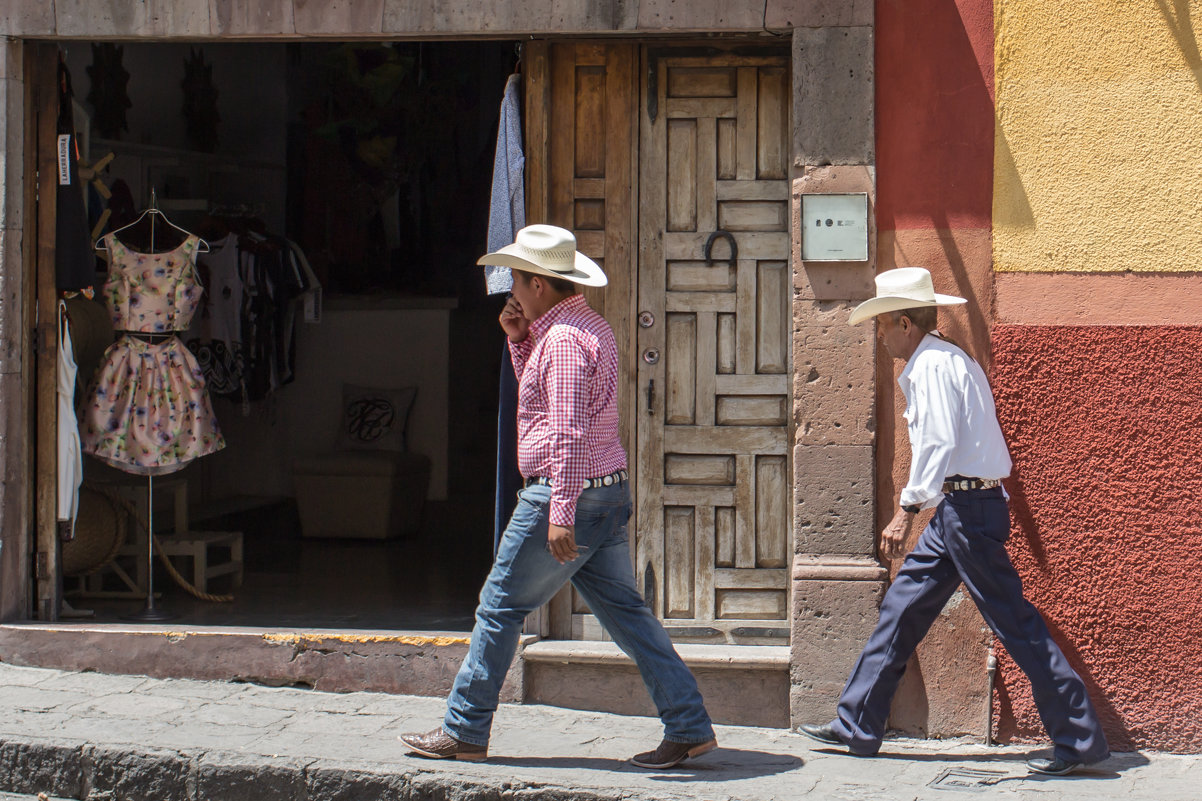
[337,384,417,452]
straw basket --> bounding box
[61,484,125,577]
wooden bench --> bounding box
[157,530,244,593]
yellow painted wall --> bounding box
[994,2,1202,272]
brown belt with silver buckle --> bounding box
[942,477,1002,493]
[526,469,628,491]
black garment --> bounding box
[55,54,95,292]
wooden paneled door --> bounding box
[527,44,791,644]
[636,51,792,644]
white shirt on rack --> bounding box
[897,333,1012,510]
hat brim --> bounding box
[848,294,966,325]
[477,246,608,288]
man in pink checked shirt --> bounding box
[400,225,716,769]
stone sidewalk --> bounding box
[1,662,1197,801]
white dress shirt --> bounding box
[897,333,1012,510]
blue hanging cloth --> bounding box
[487,73,526,553]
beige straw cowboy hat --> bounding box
[477,224,608,287]
[848,267,966,325]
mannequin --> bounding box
[80,196,224,618]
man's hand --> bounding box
[547,523,579,564]
[499,295,530,343]
[880,506,916,559]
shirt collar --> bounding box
[898,332,940,390]
[528,293,588,341]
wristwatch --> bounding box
[901,503,920,514]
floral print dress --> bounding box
[80,233,226,475]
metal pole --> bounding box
[123,197,174,622]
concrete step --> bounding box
[0,624,787,727]
[523,641,791,728]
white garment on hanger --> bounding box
[57,301,83,537]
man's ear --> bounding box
[529,275,544,295]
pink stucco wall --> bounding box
[991,325,1202,752]
[875,0,999,739]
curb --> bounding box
[0,736,696,801]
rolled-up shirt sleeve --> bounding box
[900,361,962,510]
[542,335,592,526]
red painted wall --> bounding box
[991,325,1202,752]
[876,0,994,231]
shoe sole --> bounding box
[398,736,488,762]
[630,739,718,769]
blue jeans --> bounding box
[831,487,1109,763]
[443,480,715,746]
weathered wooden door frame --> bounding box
[3,42,63,622]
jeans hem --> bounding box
[442,724,488,748]
[664,734,717,745]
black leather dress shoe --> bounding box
[798,723,845,746]
[1027,756,1082,776]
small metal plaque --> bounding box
[928,767,1008,792]
[801,192,869,262]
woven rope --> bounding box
[97,484,234,603]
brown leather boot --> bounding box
[630,737,718,769]
[398,727,488,762]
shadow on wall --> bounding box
[875,0,994,231]
[1156,0,1202,93]
[994,617,1135,752]
[1003,473,1047,567]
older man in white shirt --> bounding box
[799,268,1109,777]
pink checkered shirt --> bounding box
[510,294,627,526]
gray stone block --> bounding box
[772,0,872,28]
[208,0,294,35]
[790,565,885,727]
[0,40,23,80]
[637,0,764,30]
[196,752,307,801]
[294,0,384,36]
[85,743,193,801]
[792,443,875,556]
[0,77,25,232]
[792,300,875,447]
[0,3,55,36]
[53,0,208,37]
[0,230,24,377]
[793,27,874,165]
[0,737,83,798]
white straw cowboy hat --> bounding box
[477,224,608,287]
[848,267,966,325]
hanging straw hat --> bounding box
[848,267,966,325]
[477,224,608,287]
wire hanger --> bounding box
[95,188,210,254]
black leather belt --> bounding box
[525,469,628,490]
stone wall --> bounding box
[2,0,856,39]
[787,11,886,728]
